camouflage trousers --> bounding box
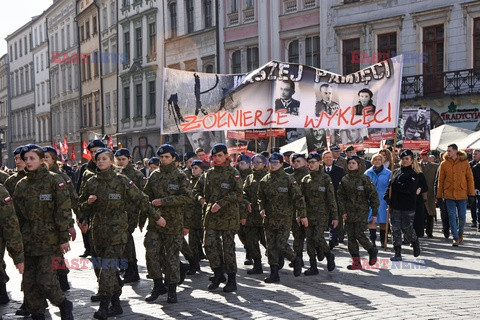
[265,228,296,266]
[237,225,248,258]
[345,222,372,256]
[89,229,100,278]
[291,219,306,255]
[390,209,417,247]
[0,258,8,284]
[24,255,66,315]
[55,253,70,277]
[144,230,182,285]
[243,226,264,260]
[94,244,125,298]
[188,228,203,261]
[305,223,329,260]
[181,237,194,262]
[204,229,237,273]
[123,233,137,264]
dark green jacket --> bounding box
[187,174,204,230]
[243,168,268,227]
[0,184,24,265]
[301,170,337,226]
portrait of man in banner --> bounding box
[315,83,340,117]
[274,79,301,116]
[403,107,430,140]
[305,128,327,152]
[187,131,218,154]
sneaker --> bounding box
[452,239,460,247]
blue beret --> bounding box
[399,149,414,158]
[156,144,175,156]
[174,152,180,161]
[347,155,361,164]
[237,154,251,163]
[87,139,106,150]
[42,146,58,158]
[269,152,284,163]
[148,157,160,165]
[345,145,355,152]
[14,145,24,156]
[20,144,42,161]
[191,159,210,171]
[94,148,114,161]
[330,145,341,152]
[211,143,228,155]
[307,152,321,161]
[291,153,306,161]
[115,148,130,158]
[184,151,196,161]
[252,154,267,165]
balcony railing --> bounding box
[401,69,480,100]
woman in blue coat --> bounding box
[365,153,391,248]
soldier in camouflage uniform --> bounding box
[115,148,147,284]
[183,151,197,180]
[79,148,155,319]
[0,183,24,305]
[236,154,253,265]
[337,156,379,270]
[258,153,306,283]
[301,152,337,275]
[13,145,74,320]
[140,144,192,303]
[289,153,310,267]
[243,154,268,275]
[193,144,243,292]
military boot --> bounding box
[304,259,318,276]
[178,262,189,285]
[289,253,304,268]
[186,258,200,276]
[58,273,70,292]
[59,298,74,320]
[326,251,336,272]
[123,262,140,283]
[412,240,421,257]
[292,256,302,277]
[315,247,325,262]
[264,265,280,283]
[15,302,30,316]
[167,284,177,303]
[247,258,263,275]
[368,247,378,266]
[390,245,402,261]
[244,258,253,266]
[91,293,102,302]
[93,297,109,320]
[0,281,9,304]
[31,314,46,320]
[145,278,167,302]
[223,273,237,292]
[347,256,362,270]
[208,267,226,291]
[107,292,123,317]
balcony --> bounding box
[228,11,239,26]
[401,69,480,100]
[244,7,255,22]
[304,0,316,9]
[284,0,297,13]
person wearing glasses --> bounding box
[257,153,306,283]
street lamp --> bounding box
[0,128,5,168]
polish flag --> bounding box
[82,140,91,161]
[71,144,76,161]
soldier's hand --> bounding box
[199,198,205,206]
[87,195,97,204]
[371,216,377,224]
[301,217,308,228]
[156,217,167,227]
[260,209,266,219]
[240,218,246,225]
[152,199,163,207]
[211,203,221,213]
[332,219,339,229]
[247,203,252,213]
[183,228,189,236]
[60,242,70,254]
[16,262,24,275]
[68,227,77,241]
[416,187,421,195]
[79,222,89,234]
[342,214,347,221]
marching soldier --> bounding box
[236,154,253,265]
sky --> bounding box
[0,0,53,55]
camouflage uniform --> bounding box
[0,170,9,185]
[79,166,152,298]
[78,160,97,261]
[187,174,205,264]
[13,164,72,316]
[140,163,191,285]
[337,170,379,257]
[290,166,309,258]
[237,167,252,261]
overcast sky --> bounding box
[0,0,53,55]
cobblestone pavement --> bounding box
[1,213,479,319]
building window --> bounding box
[135,27,142,59]
[24,36,28,55]
[135,83,142,117]
[288,40,299,63]
[20,69,24,94]
[231,50,241,73]
[342,38,360,74]
[14,43,17,60]
[93,16,98,35]
[423,24,444,94]
[284,0,297,14]
[306,36,320,68]
[111,1,117,25]
[247,47,259,71]
[86,20,90,39]
[205,64,214,73]
[61,29,65,51]
[105,92,111,125]
[80,25,85,42]
[123,86,130,119]
[103,6,108,31]
[148,80,155,115]
[36,57,39,73]
[19,39,22,57]
[170,2,177,37]
[67,25,71,48]
[88,100,93,127]
[474,18,480,71]
[95,94,100,126]
[124,31,130,61]
[149,22,156,57]
[204,0,212,28]
[25,68,29,92]
[186,0,194,33]
[231,0,237,12]
[377,32,397,60]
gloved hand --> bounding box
[468,196,476,206]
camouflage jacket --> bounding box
[243,168,268,227]
[50,164,78,226]
[0,185,24,264]
[121,162,147,190]
[141,163,191,235]
[258,168,306,230]
[337,170,379,223]
[301,170,337,226]
[187,174,205,230]
[0,170,9,185]
[4,170,26,196]
[194,164,243,231]
[290,166,309,219]
[79,167,154,246]
[183,167,192,180]
[13,165,72,256]
[77,161,98,221]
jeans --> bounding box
[445,199,467,240]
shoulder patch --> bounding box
[58,182,65,188]
[129,180,135,185]
[4,196,12,203]
[143,177,147,180]
[293,180,298,185]
[66,179,72,184]
[235,175,240,179]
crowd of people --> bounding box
[0,139,477,320]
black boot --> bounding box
[178,262,189,285]
[278,255,285,270]
[58,273,70,292]
[368,247,378,266]
[167,284,177,303]
[186,259,200,276]
[291,256,302,277]
[31,314,46,320]
[59,298,74,320]
[145,278,167,302]
[123,262,140,283]
[15,302,30,316]
[289,253,304,268]
[315,247,325,262]
[0,281,9,304]
[208,267,225,291]
[326,251,336,272]
[91,293,102,302]
[264,265,280,283]
[390,245,402,261]
[107,292,123,317]
[93,297,109,320]
[380,229,386,248]
[369,228,377,248]
[412,240,421,257]
[347,256,362,270]
[247,258,263,275]
[304,259,318,276]
[223,273,237,292]
[244,258,253,266]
